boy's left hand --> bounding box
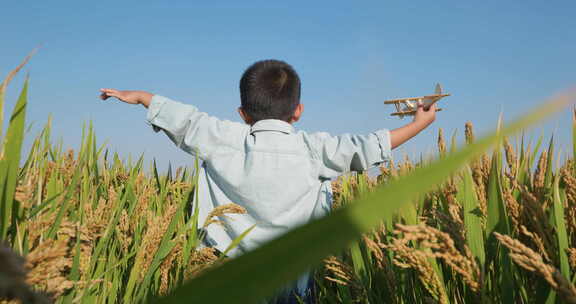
[99,89,153,108]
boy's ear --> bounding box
[290,103,304,123]
[238,107,253,125]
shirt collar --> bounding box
[250,119,294,134]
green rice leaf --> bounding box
[486,143,508,238]
[0,49,36,144]
[553,175,570,280]
[0,79,28,240]
[221,225,256,258]
[544,136,554,189]
[46,152,84,239]
[532,135,544,169]
[573,107,576,176]
[462,166,485,266]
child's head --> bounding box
[238,60,303,125]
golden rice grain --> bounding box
[388,224,480,292]
[534,151,547,190]
[159,236,184,296]
[495,232,576,303]
[495,233,555,286]
[137,203,178,282]
[503,137,518,178]
[202,203,247,229]
[465,122,475,145]
[185,247,219,280]
[519,225,551,262]
[26,238,74,298]
[438,128,446,155]
[323,255,367,301]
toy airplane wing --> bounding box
[384,83,450,118]
[390,108,443,117]
[384,97,423,104]
[383,94,449,105]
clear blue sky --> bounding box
[1,1,575,172]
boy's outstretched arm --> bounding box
[99,89,243,161]
[390,103,436,149]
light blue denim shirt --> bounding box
[146,95,392,258]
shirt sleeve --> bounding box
[309,129,392,179]
[146,95,246,161]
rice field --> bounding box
[2,57,576,304]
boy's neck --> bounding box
[249,119,293,126]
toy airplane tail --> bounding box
[435,83,442,95]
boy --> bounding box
[99,59,436,303]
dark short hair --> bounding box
[239,60,301,122]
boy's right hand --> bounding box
[413,102,437,130]
[99,89,153,108]
[390,102,438,149]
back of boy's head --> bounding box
[240,60,301,122]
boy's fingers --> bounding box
[100,88,120,95]
[99,88,123,101]
[422,104,435,112]
[100,93,116,100]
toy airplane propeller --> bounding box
[384,84,450,118]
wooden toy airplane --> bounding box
[384,84,450,118]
